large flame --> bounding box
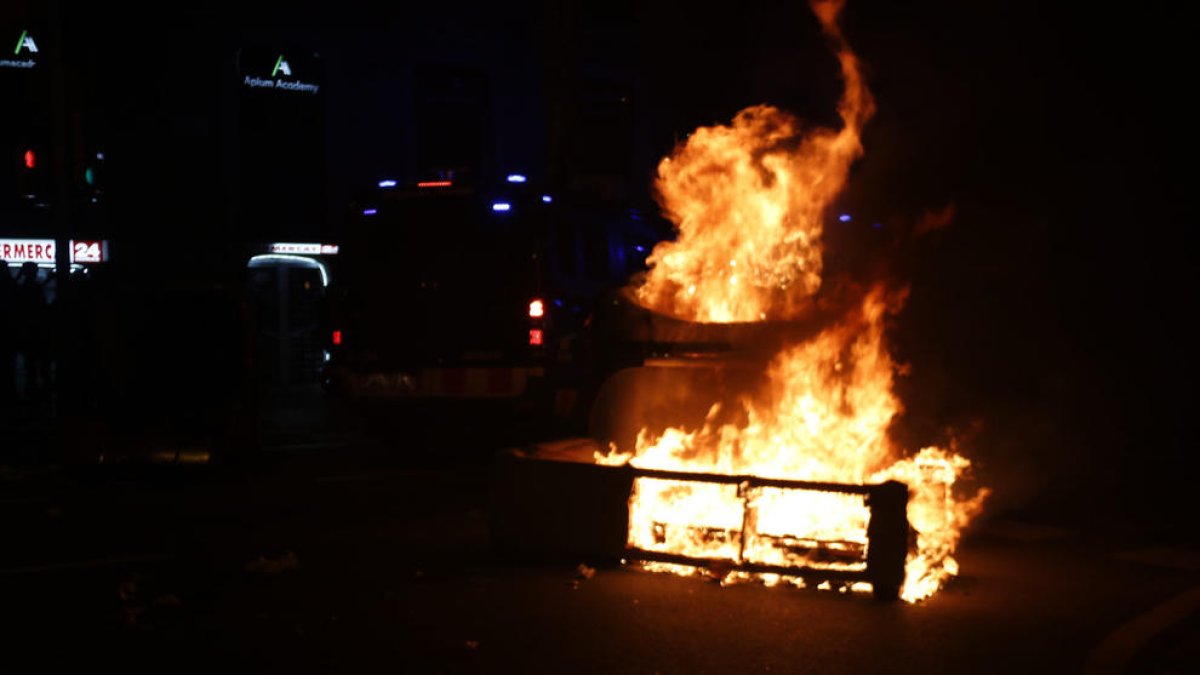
[598,0,987,602]
[636,0,872,323]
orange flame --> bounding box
[598,0,987,602]
[636,0,873,323]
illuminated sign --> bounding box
[0,239,109,264]
[241,50,320,95]
[0,28,38,69]
[267,242,338,255]
[72,240,107,263]
[15,29,37,53]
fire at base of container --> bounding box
[599,445,986,603]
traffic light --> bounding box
[82,150,103,194]
[15,144,46,199]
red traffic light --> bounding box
[23,149,36,169]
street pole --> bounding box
[47,0,72,421]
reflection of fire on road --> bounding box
[596,0,989,602]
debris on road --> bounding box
[569,563,597,590]
[246,550,300,574]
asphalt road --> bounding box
[1,390,1197,674]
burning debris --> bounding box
[594,0,989,602]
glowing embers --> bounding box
[622,468,909,600]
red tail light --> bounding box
[417,180,453,188]
[529,329,543,346]
[529,299,545,318]
[332,329,342,345]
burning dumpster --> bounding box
[491,0,988,603]
[491,436,910,600]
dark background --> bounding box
[4,0,1196,523]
